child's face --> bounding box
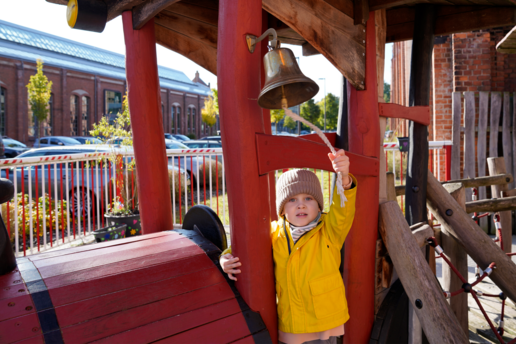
[281,193,320,227]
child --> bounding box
[220,149,356,344]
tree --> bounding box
[270,109,285,133]
[26,59,52,146]
[283,115,297,130]
[211,88,219,114]
[384,82,390,103]
[201,93,217,128]
[316,93,339,130]
[300,99,321,129]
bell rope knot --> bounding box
[282,101,347,207]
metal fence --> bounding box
[1,142,452,257]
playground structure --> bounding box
[1,0,516,343]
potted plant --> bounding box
[90,94,142,238]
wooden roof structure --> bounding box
[48,0,516,90]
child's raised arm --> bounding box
[328,149,352,189]
[219,253,242,281]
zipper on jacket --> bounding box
[283,220,291,255]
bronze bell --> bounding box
[258,48,319,110]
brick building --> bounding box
[0,20,215,146]
[390,27,516,178]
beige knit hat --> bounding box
[276,169,324,216]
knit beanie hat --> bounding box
[276,169,324,216]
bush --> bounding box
[197,157,224,189]
[1,193,67,245]
[186,133,196,140]
[169,168,188,199]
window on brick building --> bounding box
[0,87,5,136]
[171,105,180,134]
[162,103,165,130]
[192,107,196,134]
[82,96,90,136]
[70,95,78,136]
[104,90,122,125]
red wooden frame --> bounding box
[379,103,430,126]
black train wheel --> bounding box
[182,205,227,251]
[369,279,409,344]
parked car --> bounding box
[165,140,188,149]
[165,134,190,142]
[182,140,222,149]
[2,137,28,158]
[199,136,221,142]
[7,145,189,218]
[0,136,5,158]
[71,136,104,144]
[33,136,81,147]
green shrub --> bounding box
[197,158,224,189]
[186,133,196,140]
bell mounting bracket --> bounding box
[246,28,279,53]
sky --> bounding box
[0,0,393,102]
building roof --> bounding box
[0,19,211,96]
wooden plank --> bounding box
[255,133,379,176]
[27,231,176,261]
[14,335,45,344]
[441,183,469,336]
[451,92,462,180]
[463,91,476,201]
[302,42,320,56]
[61,282,235,343]
[477,91,489,230]
[503,92,513,189]
[93,299,242,343]
[262,0,366,90]
[487,157,512,254]
[155,313,251,343]
[47,253,209,306]
[354,0,370,25]
[466,195,516,213]
[324,0,354,19]
[56,267,225,327]
[0,280,28,301]
[181,0,219,10]
[513,92,516,193]
[386,7,516,43]
[36,237,199,278]
[378,201,469,344]
[426,170,516,302]
[378,103,430,126]
[155,24,217,75]
[231,336,256,344]
[0,294,35,322]
[132,0,181,29]
[497,26,516,53]
[489,92,502,158]
[0,313,40,343]
[154,11,217,48]
[412,225,434,248]
[386,172,397,201]
[163,1,218,26]
[502,188,516,197]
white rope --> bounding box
[282,105,347,207]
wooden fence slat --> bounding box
[502,92,513,189]
[451,92,462,180]
[489,92,502,158]
[478,91,489,229]
[463,92,476,202]
[512,92,516,190]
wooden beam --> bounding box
[426,170,516,303]
[379,103,430,126]
[370,0,420,11]
[302,42,320,56]
[263,0,366,90]
[387,7,516,43]
[132,0,181,30]
[488,157,512,254]
[395,173,513,196]
[378,201,469,344]
[497,25,516,54]
[255,133,379,176]
[154,24,217,75]
[354,0,370,25]
[466,195,516,213]
[164,1,219,26]
[155,12,218,48]
[412,224,435,248]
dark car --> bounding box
[182,140,222,149]
[72,136,104,144]
[0,136,5,158]
[3,138,29,158]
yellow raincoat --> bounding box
[221,174,357,334]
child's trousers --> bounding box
[279,336,338,344]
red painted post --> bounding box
[445,144,452,181]
[218,0,277,340]
[122,13,173,234]
[344,14,380,344]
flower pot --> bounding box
[94,224,127,243]
[104,213,142,237]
